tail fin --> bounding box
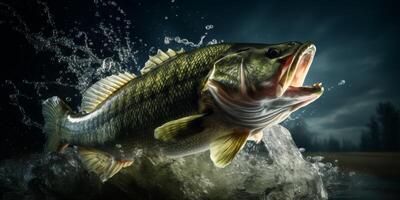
[42,96,71,152]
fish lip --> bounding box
[276,42,323,98]
[278,42,324,110]
[289,42,316,87]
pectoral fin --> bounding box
[210,130,250,168]
[78,147,133,182]
[154,114,206,142]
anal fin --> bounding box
[210,129,250,168]
[78,147,133,182]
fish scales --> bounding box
[61,44,231,145]
[42,42,324,181]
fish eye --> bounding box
[265,48,280,58]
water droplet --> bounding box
[338,79,346,86]
[205,24,214,30]
[102,57,115,70]
[164,37,171,44]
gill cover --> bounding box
[206,43,301,100]
[208,54,246,95]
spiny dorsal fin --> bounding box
[140,48,185,75]
[81,72,136,113]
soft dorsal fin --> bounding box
[81,72,136,113]
[140,48,185,75]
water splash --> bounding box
[326,79,347,91]
[0,1,339,199]
[1,0,223,126]
[163,35,220,48]
[164,24,221,47]
[1,0,140,123]
[205,24,214,30]
[338,79,346,86]
[0,126,329,199]
[3,80,43,129]
[306,155,356,198]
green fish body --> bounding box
[42,42,323,181]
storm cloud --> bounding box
[134,0,400,143]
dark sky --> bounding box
[130,0,400,143]
[1,0,400,154]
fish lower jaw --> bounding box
[302,82,324,93]
[285,82,324,97]
[313,82,324,94]
[285,83,324,111]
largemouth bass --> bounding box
[42,42,323,181]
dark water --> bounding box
[329,174,400,200]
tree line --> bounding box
[360,102,400,151]
[288,102,400,152]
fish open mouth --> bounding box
[276,42,323,108]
